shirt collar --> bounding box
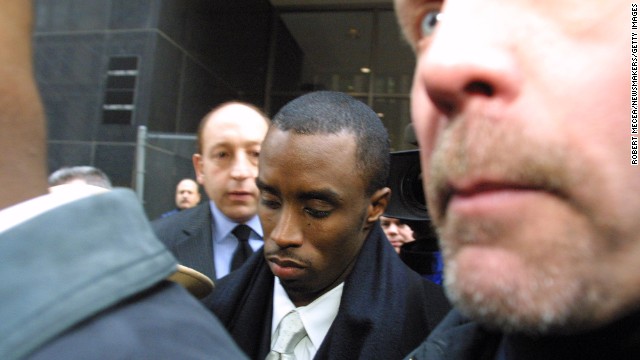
[0,184,108,234]
[209,200,263,242]
[272,277,344,350]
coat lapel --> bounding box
[173,203,216,281]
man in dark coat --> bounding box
[207,91,450,360]
[153,102,270,283]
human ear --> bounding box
[366,187,391,226]
[192,153,205,185]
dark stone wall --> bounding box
[33,0,290,216]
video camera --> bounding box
[385,149,442,283]
[385,150,428,221]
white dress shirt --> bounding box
[210,201,263,278]
[271,277,344,360]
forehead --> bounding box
[381,216,402,224]
[177,180,197,190]
[260,129,363,192]
[202,105,268,146]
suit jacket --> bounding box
[152,202,217,281]
[206,223,451,360]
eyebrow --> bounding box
[256,178,342,205]
[256,178,279,196]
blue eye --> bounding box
[420,10,442,37]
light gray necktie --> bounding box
[265,311,307,360]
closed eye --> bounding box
[304,208,331,219]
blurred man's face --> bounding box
[380,216,414,253]
[396,0,640,334]
[175,179,200,210]
[193,104,269,223]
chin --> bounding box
[441,246,610,335]
[223,206,258,223]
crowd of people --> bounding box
[1,0,635,359]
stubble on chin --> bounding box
[425,116,619,334]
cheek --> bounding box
[257,208,276,232]
[411,65,445,181]
[204,163,227,182]
[305,224,347,252]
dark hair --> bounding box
[48,166,112,189]
[272,91,390,196]
[196,101,270,154]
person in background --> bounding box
[152,102,270,283]
[47,166,112,192]
[380,215,415,253]
[207,91,450,360]
[159,178,201,218]
[395,0,639,358]
[0,1,248,359]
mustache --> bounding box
[426,115,579,222]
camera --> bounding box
[385,149,443,283]
[385,149,428,221]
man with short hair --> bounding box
[207,91,450,360]
[394,0,640,358]
[153,102,270,282]
[159,178,201,218]
[47,166,113,191]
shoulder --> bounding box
[152,203,210,235]
[159,208,179,218]
[404,309,502,360]
[29,281,248,360]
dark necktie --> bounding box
[230,224,253,271]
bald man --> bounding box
[159,178,202,218]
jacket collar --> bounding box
[0,189,176,359]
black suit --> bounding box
[206,223,451,360]
[152,202,216,281]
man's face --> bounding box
[193,104,269,223]
[395,0,640,333]
[380,216,414,253]
[175,179,200,210]
[258,129,382,307]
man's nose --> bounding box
[269,207,303,248]
[230,152,255,179]
[414,1,522,118]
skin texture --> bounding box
[175,178,201,210]
[395,0,640,334]
[0,0,47,209]
[192,104,269,223]
[257,129,389,307]
[380,215,415,253]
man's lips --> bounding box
[228,190,253,199]
[267,256,306,280]
[442,181,545,217]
